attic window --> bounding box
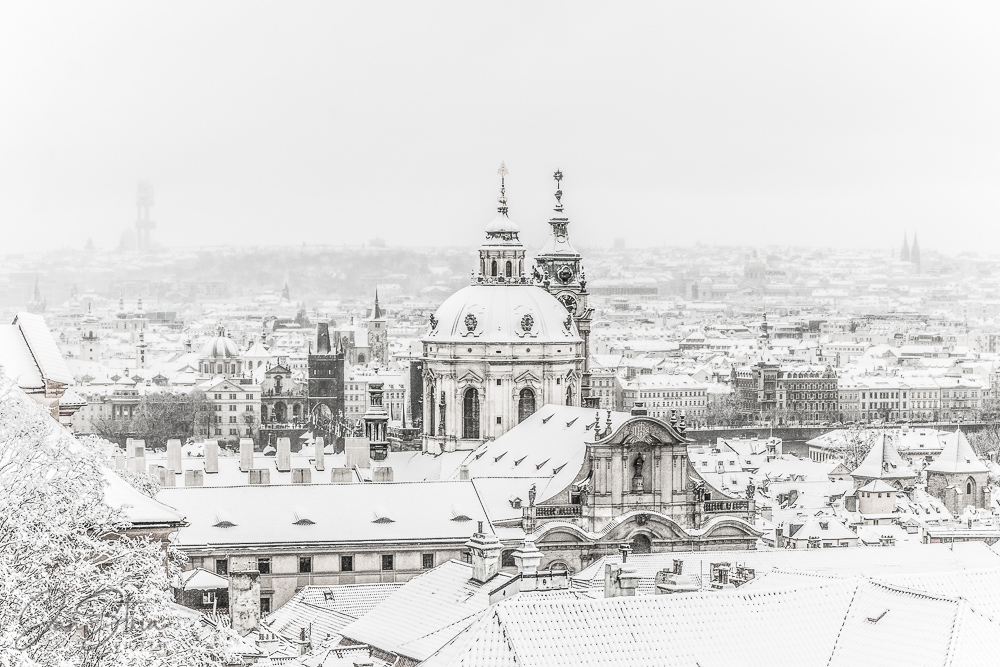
[474,449,487,460]
[566,417,578,427]
[494,452,506,463]
[213,512,236,528]
[536,458,550,471]
[542,414,553,424]
[553,464,566,475]
[514,455,527,466]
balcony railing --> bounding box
[703,500,750,514]
[535,505,583,518]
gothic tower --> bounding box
[900,233,910,262]
[910,233,921,274]
[366,290,389,367]
[534,171,593,399]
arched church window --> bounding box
[631,534,652,554]
[491,260,498,277]
[505,261,512,277]
[463,388,480,439]
[519,259,523,276]
[358,354,366,364]
[518,388,536,423]
[566,384,575,406]
[967,477,976,497]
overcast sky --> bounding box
[2,2,999,254]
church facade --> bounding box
[421,166,585,453]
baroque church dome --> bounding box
[426,284,580,344]
[200,331,240,359]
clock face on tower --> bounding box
[558,293,577,315]
[558,266,573,284]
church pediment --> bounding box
[598,416,688,447]
[514,370,541,385]
[458,369,485,385]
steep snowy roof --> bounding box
[12,312,73,385]
[850,433,916,481]
[925,428,988,474]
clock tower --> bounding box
[535,171,593,399]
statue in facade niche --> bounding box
[633,452,645,478]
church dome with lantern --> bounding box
[198,329,244,377]
[421,163,584,455]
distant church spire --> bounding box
[900,233,911,262]
[911,233,921,274]
[370,288,384,321]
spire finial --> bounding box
[553,170,564,212]
[497,161,509,216]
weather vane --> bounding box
[553,169,564,210]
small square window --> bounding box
[260,597,272,615]
[496,379,502,386]
[299,556,312,573]
[496,417,502,425]
[340,555,354,572]
[202,591,216,606]
[381,554,395,571]
[215,558,228,575]
[422,553,434,569]
[257,557,271,574]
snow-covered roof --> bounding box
[850,433,916,481]
[13,312,74,385]
[103,469,187,526]
[175,567,229,591]
[925,428,988,475]
[158,481,492,548]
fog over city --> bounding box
[8,4,1000,666]
[3,2,1000,254]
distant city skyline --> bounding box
[3,2,1000,254]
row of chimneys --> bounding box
[117,436,394,486]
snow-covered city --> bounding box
[4,3,1000,666]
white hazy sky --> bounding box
[1,2,999,254]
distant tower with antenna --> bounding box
[135,181,156,252]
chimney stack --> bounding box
[372,467,394,482]
[291,468,312,484]
[228,568,261,636]
[276,437,291,472]
[512,538,542,577]
[604,562,640,598]
[239,438,254,472]
[184,470,205,487]
[464,525,502,584]
[345,436,371,469]
[314,437,325,471]
[167,439,182,473]
[205,440,219,474]
[331,467,353,484]
[459,464,470,481]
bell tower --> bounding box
[535,171,593,398]
[476,162,528,283]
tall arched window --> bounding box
[505,260,512,277]
[491,260,498,277]
[463,388,480,439]
[518,388,536,423]
[967,476,976,498]
[566,383,575,406]
[427,382,435,435]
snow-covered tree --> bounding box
[0,373,237,666]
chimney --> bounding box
[314,437,325,471]
[291,468,312,484]
[630,401,647,417]
[277,437,291,472]
[373,467,394,482]
[249,469,271,485]
[345,436,371,469]
[127,439,147,474]
[205,440,219,474]
[167,439,182,473]
[604,562,640,598]
[512,538,542,577]
[228,568,261,636]
[184,469,205,487]
[465,523,502,584]
[114,453,126,470]
[239,438,254,472]
[331,468,353,484]
[459,464,470,481]
[673,558,683,575]
[160,469,176,487]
